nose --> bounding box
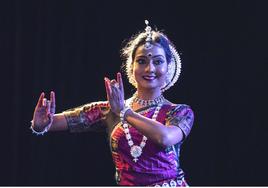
[145,61,155,73]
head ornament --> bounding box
[144,20,153,49]
[143,20,181,91]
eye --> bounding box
[154,59,164,65]
[136,59,146,64]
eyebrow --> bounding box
[135,55,165,59]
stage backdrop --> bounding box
[1,0,267,186]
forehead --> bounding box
[134,44,166,58]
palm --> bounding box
[32,92,56,130]
[33,106,50,127]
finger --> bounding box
[46,100,51,115]
[110,78,119,90]
[112,83,123,103]
[110,79,117,85]
[111,83,119,98]
[50,91,56,114]
[116,72,120,85]
[42,98,47,107]
[104,78,109,101]
[107,78,113,95]
[110,87,120,110]
[116,72,124,100]
[36,92,45,108]
[104,77,111,101]
[117,72,124,91]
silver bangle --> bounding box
[120,107,131,123]
[30,120,52,136]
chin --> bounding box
[136,78,165,90]
[139,83,161,90]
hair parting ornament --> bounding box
[124,20,182,92]
[144,20,153,49]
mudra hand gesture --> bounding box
[32,91,56,132]
[104,72,125,116]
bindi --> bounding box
[147,52,152,57]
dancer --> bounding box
[31,20,194,186]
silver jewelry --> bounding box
[144,20,153,49]
[121,97,163,162]
[132,92,165,107]
[120,106,131,123]
[30,119,52,136]
[161,44,181,91]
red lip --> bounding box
[142,75,156,81]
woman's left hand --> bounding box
[104,72,125,116]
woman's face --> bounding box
[133,44,168,91]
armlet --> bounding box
[63,101,110,133]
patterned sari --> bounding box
[63,101,194,186]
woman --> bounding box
[31,21,194,186]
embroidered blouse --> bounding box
[63,100,194,186]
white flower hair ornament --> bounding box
[161,44,181,92]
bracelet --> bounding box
[120,107,131,123]
[30,119,52,136]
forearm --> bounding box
[124,110,183,147]
[48,113,68,132]
[61,102,109,133]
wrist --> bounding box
[30,122,50,136]
[31,123,47,132]
[30,115,53,136]
[120,106,131,123]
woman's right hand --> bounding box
[32,91,56,131]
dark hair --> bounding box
[122,31,173,64]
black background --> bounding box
[1,0,267,186]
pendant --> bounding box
[130,145,142,162]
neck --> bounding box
[136,87,162,100]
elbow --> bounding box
[158,135,173,148]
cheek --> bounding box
[133,64,141,79]
[157,65,168,77]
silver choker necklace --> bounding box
[132,93,165,106]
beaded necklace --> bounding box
[122,97,163,162]
[132,92,165,106]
